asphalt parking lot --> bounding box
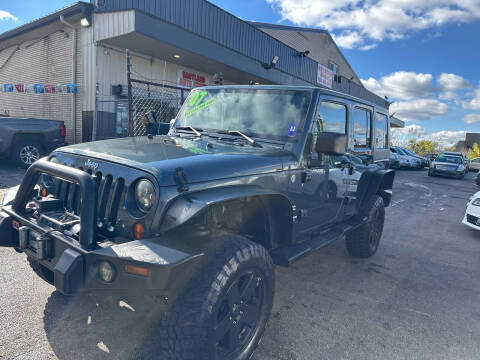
[1,166,480,360]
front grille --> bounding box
[467,214,479,225]
[53,169,125,229]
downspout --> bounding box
[59,15,77,144]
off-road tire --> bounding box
[159,233,275,360]
[346,195,385,258]
[12,140,43,168]
[27,257,54,285]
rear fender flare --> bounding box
[356,168,395,210]
[159,186,293,248]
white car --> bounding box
[469,157,480,172]
[463,191,480,230]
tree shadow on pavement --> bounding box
[43,291,166,359]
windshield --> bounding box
[436,156,462,164]
[175,88,313,142]
[395,148,407,155]
[404,149,417,156]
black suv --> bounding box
[0,86,394,360]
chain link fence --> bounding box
[130,79,190,136]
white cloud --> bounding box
[438,91,459,101]
[462,84,480,110]
[392,125,466,148]
[361,71,434,100]
[0,10,18,22]
[390,99,449,120]
[438,73,470,91]
[463,113,480,124]
[331,31,363,49]
[391,124,428,137]
[428,130,466,148]
[266,0,480,49]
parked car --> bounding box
[0,117,66,168]
[389,151,401,169]
[428,154,466,179]
[463,191,480,230]
[469,157,480,172]
[425,153,438,164]
[391,147,421,169]
[402,148,429,168]
[439,151,469,171]
[0,85,395,360]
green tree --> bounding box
[408,139,439,156]
[467,143,480,159]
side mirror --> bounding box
[315,132,347,156]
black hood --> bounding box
[56,136,296,186]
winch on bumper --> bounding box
[0,159,203,297]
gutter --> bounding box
[59,15,77,144]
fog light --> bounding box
[133,223,145,240]
[98,261,115,282]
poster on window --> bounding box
[317,64,333,89]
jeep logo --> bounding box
[85,159,99,171]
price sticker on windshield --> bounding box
[286,123,298,137]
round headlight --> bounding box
[135,179,156,213]
[98,261,115,282]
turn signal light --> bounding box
[125,264,150,277]
[133,223,145,240]
[40,188,47,197]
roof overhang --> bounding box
[390,117,405,128]
[0,2,92,51]
[95,10,311,86]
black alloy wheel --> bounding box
[213,270,266,359]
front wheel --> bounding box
[346,195,385,258]
[159,233,275,360]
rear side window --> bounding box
[317,102,347,134]
[375,113,388,149]
[352,107,372,148]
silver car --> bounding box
[428,154,466,179]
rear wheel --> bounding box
[12,140,43,168]
[159,233,274,360]
[346,195,385,258]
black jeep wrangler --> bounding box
[0,86,394,360]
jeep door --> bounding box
[290,99,350,237]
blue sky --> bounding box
[1,0,480,146]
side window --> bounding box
[375,113,388,149]
[309,101,347,160]
[317,101,347,134]
[352,107,372,148]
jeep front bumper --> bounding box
[0,159,203,298]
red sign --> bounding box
[317,64,333,89]
[178,71,207,88]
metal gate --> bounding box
[128,79,189,136]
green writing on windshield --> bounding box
[184,97,215,118]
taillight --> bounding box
[60,124,66,138]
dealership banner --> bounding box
[0,83,78,94]
[317,64,333,89]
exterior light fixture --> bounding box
[80,17,91,27]
[296,50,310,57]
[173,54,181,58]
[263,55,279,69]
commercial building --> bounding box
[0,0,400,144]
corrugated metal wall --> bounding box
[257,27,361,86]
[0,24,83,143]
[95,0,318,84]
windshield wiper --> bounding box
[215,130,263,148]
[175,126,203,137]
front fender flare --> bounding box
[356,168,395,210]
[159,186,293,239]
